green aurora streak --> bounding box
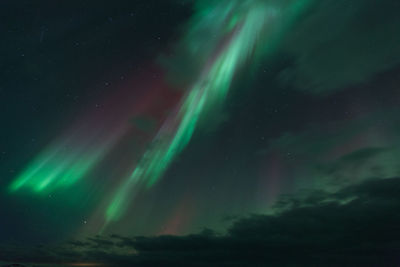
[7,0,315,227]
[8,133,118,194]
[105,0,315,223]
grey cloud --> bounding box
[280,0,400,94]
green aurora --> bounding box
[105,0,316,223]
[8,0,317,227]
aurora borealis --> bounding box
[105,0,316,225]
[7,0,317,227]
[2,0,400,266]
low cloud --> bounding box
[2,177,400,266]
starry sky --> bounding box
[1,0,400,266]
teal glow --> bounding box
[105,0,315,223]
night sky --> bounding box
[1,0,400,266]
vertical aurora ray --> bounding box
[8,128,121,194]
[7,0,316,231]
[105,0,316,223]
[7,70,172,195]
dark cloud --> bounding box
[86,236,115,249]
[280,0,400,94]
[2,177,400,266]
[264,108,400,193]
[67,240,92,247]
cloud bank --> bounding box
[2,176,400,266]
